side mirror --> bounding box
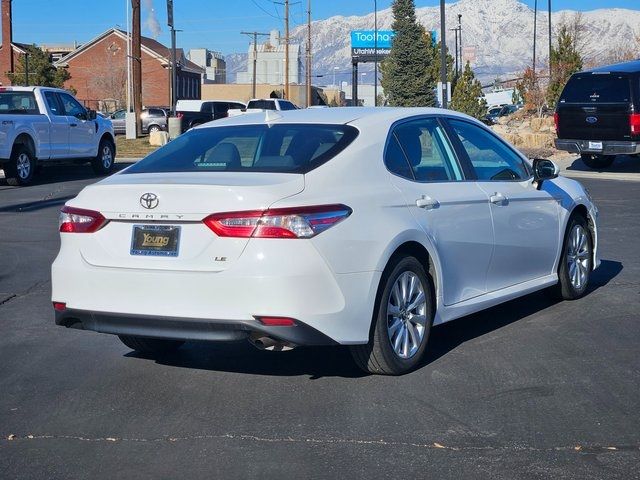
[532,158,559,190]
[86,109,97,121]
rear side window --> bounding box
[0,92,40,114]
[247,100,275,110]
[560,74,631,103]
[124,124,359,174]
[279,101,297,111]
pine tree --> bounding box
[449,62,487,119]
[380,0,435,107]
[424,34,455,92]
[546,22,583,108]
[8,45,70,88]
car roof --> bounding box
[196,107,474,129]
[584,59,640,74]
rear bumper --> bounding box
[555,139,640,155]
[55,308,337,346]
[52,239,380,344]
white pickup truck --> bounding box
[227,98,299,117]
[0,86,116,186]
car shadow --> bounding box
[128,260,623,379]
[0,162,134,188]
[566,154,640,173]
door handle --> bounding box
[416,195,439,210]
[489,193,507,205]
[70,123,78,127]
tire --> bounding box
[350,256,434,375]
[148,124,161,134]
[91,138,115,175]
[553,214,593,300]
[581,154,614,169]
[4,145,36,186]
[118,335,184,355]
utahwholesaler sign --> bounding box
[350,30,437,62]
[351,30,394,61]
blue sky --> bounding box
[11,0,639,55]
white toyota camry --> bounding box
[52,108,599,375]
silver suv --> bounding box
[110,108,168,135]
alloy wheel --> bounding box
[16,153,31,179]
[102,145,113,169]
[567,224,590,290]
[387,271,427,359]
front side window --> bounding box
[112,110,126,119]
[124,124,358,174]
[59,93,86,118]
[44,92,63,116]
[448,119,529,181]
[392,118,463,182]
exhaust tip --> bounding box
[248,334,296,352]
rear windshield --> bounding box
[124,124,359,174]
[247,100,276,110]
[0,92,40,115]
[560,73,631,103]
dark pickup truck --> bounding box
[175,100,246,132]
[555,59,640,169]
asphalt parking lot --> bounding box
[0,161,639,479]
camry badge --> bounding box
[140,193,159,209]
[586,116,598,124]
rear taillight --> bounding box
[553,112,559,135]
[203,204,352,239]
[59,206,107,233]
[176,112,184,118]
[630,113,640,135]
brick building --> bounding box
[54,28,203,109]
[0,0,22,85]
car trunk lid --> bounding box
[69,172,304,272]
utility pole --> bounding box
[458,14,462,74]
[450,27,459,77]
[374,0,378,106]
[284,0,290,99]
[24,53,29,85]
[131,0,142,134]
[548,0,552,84]
[533,0,537,82]
[167,0,177,113]
[242,31,269,99]
[126,0,131,112]
[439,0,447,108]
[306,0,311,107]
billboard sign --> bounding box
[351,30,437,62]
[351,30,394,62]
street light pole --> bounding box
[548,0,552,83]
[439,0,447,108]
[374,0,378,107]
[533,0,538,81]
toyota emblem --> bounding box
[140,193,159,209]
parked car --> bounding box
[0,86,116,186]
[227,98,299,117]
[52,107,599,375]
[484,104,519,124]
[555,59,640,169]
[175,100,246,132]
[110,107,169,135]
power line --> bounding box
[251,0,280,19]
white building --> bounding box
[187,48,226,84]
[236,30,301,86]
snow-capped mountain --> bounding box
[227,0,640,84]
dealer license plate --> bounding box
[130,225,180,257]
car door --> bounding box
[386,117,494,306]
[59,92,96,157]
[446,118,560,291]
[43,91,69,159]
[110,110,126,134]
